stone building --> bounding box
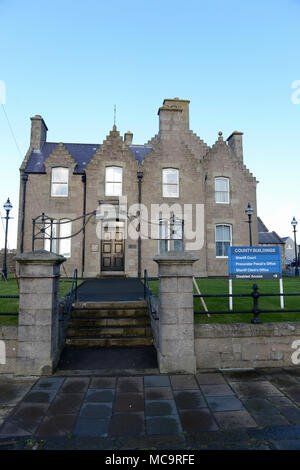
[17,98,258,277]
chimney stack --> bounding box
[158,98,190,137]
[124,131,133,146]
[30,115,48,150]
[227,131,243,161]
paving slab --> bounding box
[145,399,178,416]
[242,398,278,415]
[213,410,257,430]
[230,380,283,398]
[179,409,219,432]
[277,406,300,424]
[22,390,58,404]
[89,377,117,389]
[60,377,90,393]
[85,389,115,403]
[73,417,110,437]
[200,384,235,397]
[116,376,143,393]
[253,414,289,427]
[206,396,244,412]
[114,392,144,412]
[144,375,170,387]
[271,439,300,450]
[195,373,226,385]
[145,387,173,400]
[109,412,145,437]
[173,390,207,409]
[35,413,77,437]
[32,377,64,391]
[282,386,300,405]
[170,375,199,390]
[222,369,265,382]
[146,415,182,435]
[248,425,300,441]
[79,402,112,419]
[47,393,84,414]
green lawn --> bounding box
[149,277,300,324]
[0,276,83,326]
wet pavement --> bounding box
[1,368,300,449]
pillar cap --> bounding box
[15,250,66,265]
[153,250,199,264]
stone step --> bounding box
[69,317,151,328]
[72,300,147,310]
[67,326,153,338]
[71,308,148,319]
[65,337,153,348]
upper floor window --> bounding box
[215,177,229,204]
[105,166,122,196]
[162,168,179,198]
[51,167,69,197]
[215,224,232,257]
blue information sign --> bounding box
[228,246,282,279]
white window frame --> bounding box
[51,167,69,197]
[158,218,183,254]
[59,219,72,258]
[215,224,232,258]
[105,166,123,197]
[162,168,179,198]
[215,177,230,204]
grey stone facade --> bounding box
[17,98,258,277]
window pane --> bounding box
[163,169,178,184]
[52,168,68,183]
[44,219,57,253]
[215,178,228,191]
[106,166,122,182]
[51,183,68,197]
[174,239,183,251]
[216,191,229,203]
[163,184,178,197]
[216,225,231,257]
[59,220,71,257]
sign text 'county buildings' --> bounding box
[228,246,282,279]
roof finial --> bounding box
[218,131,223,141]
[113,104,116,129]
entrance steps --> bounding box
[66,300,153,348]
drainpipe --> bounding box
[81,172,87,278]
[20,173,28,253]
[137,170,143,278]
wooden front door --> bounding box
[101,221,125,271]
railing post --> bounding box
[144,269,147,299]
[251,283,262,324]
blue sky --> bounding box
[0,0,300,248]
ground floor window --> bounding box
[44,219,72,258]
[215,224,232,257]
[158,218,183,253]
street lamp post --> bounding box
[1,198,13,281]
[291,217,299,277]
[245,203,254,247]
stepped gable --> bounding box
[204,131,257,183]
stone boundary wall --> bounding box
[195,322,300,369]
[0,326,18,374]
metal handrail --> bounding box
[144,269,158,320]
[65,268,78,315]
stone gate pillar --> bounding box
[15,250,66,376]
[153,251,198,374]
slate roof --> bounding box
[24,142,152,174]
[257,216,284,245]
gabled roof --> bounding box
[24,142,152,174]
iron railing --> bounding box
[144,269,158,320]
[63,268,78,316]
[194,283,300,324]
